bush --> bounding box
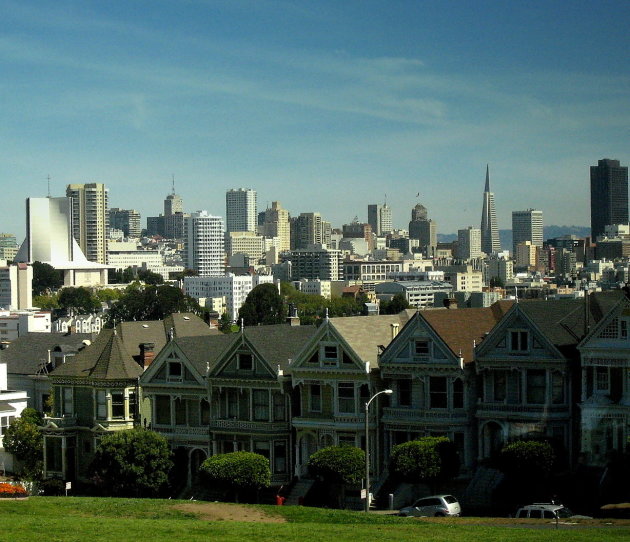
[39,477,66,496]
[0,482,27,498]
[91,429,173,497]
[498,440,555,479]
[390,437,459,490]
[200,451,271,503]
[307,446,364,485]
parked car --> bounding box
[515,503,591,520]
[399,495,461,517]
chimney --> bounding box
[391,323,399,339]
[443,297,458,309]
[287,303,300,326]
[140,342,155,369]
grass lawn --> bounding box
[0,498,628,542]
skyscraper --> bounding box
[457,227,482,260]
[409,203,436,256]
[480,165,500,254]
[66,183,109,264]
[291,212,331,249]
[512,209,543,256]
[109,208,141,238]
[184,211,225,276]
[262,201,291,252]
[590,158,628,239]
[226,188,257,234]
[368,203,393,236]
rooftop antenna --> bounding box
[171,174,175,195]
[47,174,51,198]
[384,193,387,206]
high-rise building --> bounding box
[480,165,501,254]
[291,212,331,249]
[457,227,482,260]
[109,208,141,238]
[512,209,543,256]
[368,203,393,236]
[226,188,257,234]
[262,201,291,252]
[409,203,437,256]
[184,211,225,276]
[590,158,628,239]
[164,183,183,216]
[66,183,109,264]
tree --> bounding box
[106,284,201,324]
[91,429,173,497]
[380,293,410,315]
[498,440,555,479]
[390,437,459,492]
[4,408,44,481]
[238,283,285,326]
[137,268,164,285]
[200,451,271,503]
[217,312,234,333]
[307,445,364,508]
[33,294,60,310]
[32,261,63,295]
[58,287,100,314]
[494,439,556,509]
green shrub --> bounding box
[200,451,271,502]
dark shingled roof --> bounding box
[117,313,217,359]
[421,304,511,364]
[174,324,318,376]
[0,332,94,375]
[51,328,142,380]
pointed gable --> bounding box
[579,293,630,349]
[52,328,142,381]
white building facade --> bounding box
[184,212,225,277]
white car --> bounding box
[515,503,591,520]
[399,495,461,517]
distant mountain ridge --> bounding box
[438,226,591,248]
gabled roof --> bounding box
[173,324,318,377]
[51,328,142,381]
[117,312,216,359]
[420,304,511,364]
[0,332,94,375]
[326,310,416,369]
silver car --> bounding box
[399,494,461,517]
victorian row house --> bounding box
[38,292,630,498]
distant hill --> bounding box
[438,226,591,250]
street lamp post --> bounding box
[364,389,392,513]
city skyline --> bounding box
[2,1,629,239]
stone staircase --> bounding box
[285,478,315,505]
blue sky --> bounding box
[2,0,629,240]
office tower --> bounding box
[226,188,257,234]
[368,203,393,236]
[512,209,543,255]
[411,203,428,221]
[0,262,32,310]
[409,203,437,256]
[263,201,291,252]
[184,211,225,276]
[590,158,628,239]
[109,208,141,238]
[164,183,183,217]
[457,227,482,260]
[480,165,501,254]
[342,221,374,251]
[291,212,331,249]
[66,183,109,264]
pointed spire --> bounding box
[484,164,490,192]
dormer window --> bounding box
[321,344,339,366]
[238,353,253,371]
[414,340,430,358]
[168,361,182,380]
[510,330,529,353]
